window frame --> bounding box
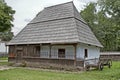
[58,49,65,58]
[84,49,88,58]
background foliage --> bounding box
[0,0,15,41]
[80,0,120,51]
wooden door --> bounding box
[16,50,23,61]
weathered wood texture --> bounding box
[23,58,74,65]
[8,57,84,67]
[8,44,84,67]
[100,54,120,61]
[76,61,84,67]
[8,57,16,62]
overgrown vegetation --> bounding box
[0,62,120,80]
[80,0,120,51]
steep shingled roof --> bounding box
[8,2,103,47]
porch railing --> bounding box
[23,52,75,59]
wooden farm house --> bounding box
[7,2,103,67]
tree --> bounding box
[0,30,13,41]
[0,0,15,41]
[98,0,120,51]
[80,0,120,51]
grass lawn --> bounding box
[0,57,8,60]
[0,62,120,80]
[0,57,8,65]
[0,62,8,65]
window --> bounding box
[58,49,65,58]
[84,49,88,58]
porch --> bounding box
[8,43,84,67]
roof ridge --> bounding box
[8,1,103,47]
[71,4,82,41]
[73,18,80,42]
[29,17,74,24]
[31,2,87,25]
[44,1,73,9]
[72,3,87,24]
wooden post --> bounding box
[15,45,17,62]
[26,44,29,56]
[49,44,51,58]
[73,43,77,66]
[39,44,41,57]
[40,44,42,58]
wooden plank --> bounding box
[27,44,30,56]
[51,43,77,46]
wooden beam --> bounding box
[15,45,17,62]
[39,44,41,57]
[51,43,77,46]
[26,44,29,56]
[49,44,51,58]
[73,44,77,66]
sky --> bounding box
[5,0,97,35]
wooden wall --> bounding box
[8,44,84,67]
[23,58,75,66]
[100,54,120,61]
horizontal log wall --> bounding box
[23,57,74,66]
[100,54,120,61]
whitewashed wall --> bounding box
[40,45,50,58]
[0,42,8,53]
[40,45,74,59]
[51,45,74,59]
[40,43,100,61]
[77,43,100,60]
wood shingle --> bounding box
[8,2,103,47]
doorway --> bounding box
[16,50,23,61]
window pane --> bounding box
[84,49,88,58]
[58,49,65,58]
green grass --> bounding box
[0,62,8,65]
[0,57,8,60]
[0,57,8,65]
[0,62,120,80]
